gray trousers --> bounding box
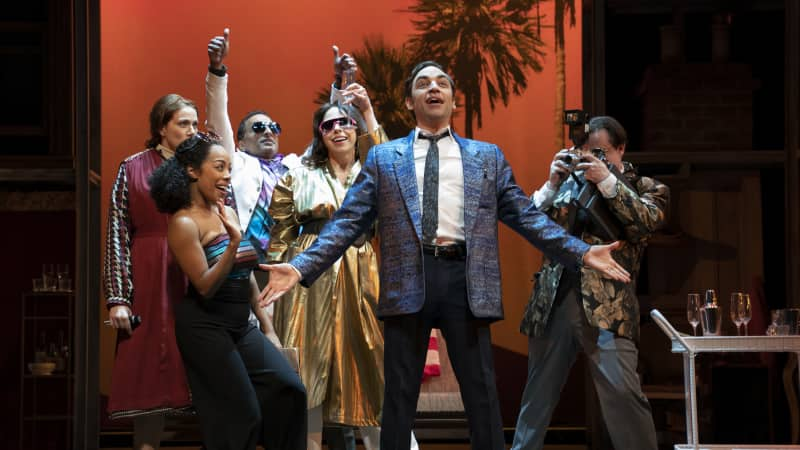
[511,280,657,450]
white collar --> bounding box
[413,126,452,144]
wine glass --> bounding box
[730,292,744,335]
[738,294,752,336]
[687,293,701,336]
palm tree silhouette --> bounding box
[553,0,577,149]
[406,0,546,138]
[315,36,418,140]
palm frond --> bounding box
[404,0,547,137]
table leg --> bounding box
[782,352,800,444]
[794,352,800,443]
[683,352,699,447]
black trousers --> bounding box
[323,426,356,450]
[175,280,307,450]
[381,254,504,450]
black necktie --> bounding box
[419,131,449,244]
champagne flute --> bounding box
[739,294,752,336]
[687,293,701,336]
[730,292,744,335]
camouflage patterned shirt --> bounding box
[519,162,670,341]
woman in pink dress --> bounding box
[104,94,198,449]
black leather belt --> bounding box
[422,242,467,260]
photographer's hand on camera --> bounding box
[575,153,611,184]
[548,149,574,189]
[575,153,619,198]
[532,149,574,209]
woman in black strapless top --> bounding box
[149,133,306,450]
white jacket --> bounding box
[205,72,300,230]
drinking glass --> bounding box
[341,68,356,96]
[730,292,744,335]
[58,277,72,292]
[56,264,69,285]
[687,293,701,336]
[738,294,752,336]
[42,264,56,291]
[338,67,357,123]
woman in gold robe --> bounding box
[269,80,417,449]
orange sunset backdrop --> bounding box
[99,0,583,395]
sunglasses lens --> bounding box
[252,122,267,133]
[320,120,335,133]
[268,122,281,136]
[320,118,356,134]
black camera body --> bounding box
[561,110,633,242]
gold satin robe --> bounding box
[268,129,387,427]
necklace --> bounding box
[155,144,175,160]
[323,163,355,208]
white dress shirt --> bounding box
[413,127,465,243]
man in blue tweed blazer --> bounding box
[261,61,630,450]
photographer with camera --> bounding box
[513,115,669,450]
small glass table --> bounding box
[651,309,800,450]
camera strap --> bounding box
[570,180,623,242]
[566,201,588,237]
[566,203,578,236]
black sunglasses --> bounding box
[251,121,281,136]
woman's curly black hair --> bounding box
[148,132,221,214]
[303,103,357,169]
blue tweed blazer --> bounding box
[291,131,589,320]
